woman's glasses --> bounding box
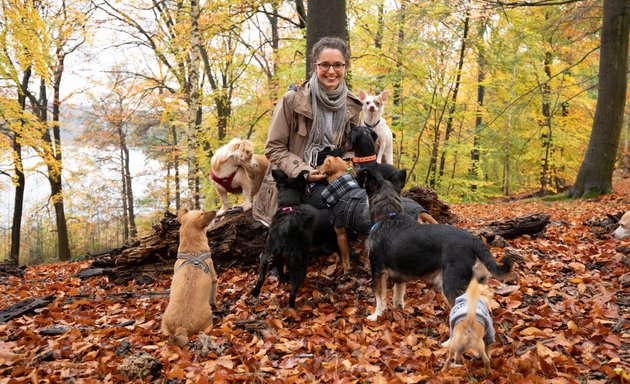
[317,62,346,72]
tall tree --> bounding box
[306,0,348,77]
[570,0,629,198]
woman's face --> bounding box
[315,48,346,91]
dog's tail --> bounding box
[474,240,513,278]
[465,277,481,325]
[172,327,189,347]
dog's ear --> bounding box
[388,169,407,192]
[358,89,367,101]
[272,169,287,182]
[296,170,309,190]
[363,169,382,196]
[380,90,390,101]
[200,210,217,227]
[177,207,189,223]
[369,128,379,143]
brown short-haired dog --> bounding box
[318,156,369,272]
[442,270,495,374]
[161,208,217,346]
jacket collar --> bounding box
[293,81,362,122]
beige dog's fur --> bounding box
[161,208,217,347]
[442,265,494,374]
[210,138,269,216]
[317,156,369,273]
[613,211,630,240]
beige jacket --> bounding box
[252,82,362,226]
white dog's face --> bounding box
[613,211,630,240]
[358,89,389,124]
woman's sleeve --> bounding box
[265,92,312,177]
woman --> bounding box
[253,37,363,226]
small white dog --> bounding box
[210,138,269,216]
[358,89,394,165]
[613,211,630,240]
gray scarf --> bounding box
[304,72,348,168]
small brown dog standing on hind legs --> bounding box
[161,208,218,347]
[210,138,269,216]
[442,264,495,374]
[317,156,370,272]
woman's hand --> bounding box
[307,169,326,183]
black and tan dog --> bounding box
[348,126,438,225]
[357,168,513,321]
[317,156,370,272]
[250,169,317,307]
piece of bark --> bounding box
[473,212,551,243]
[402,186,457,224]
[0,295,55,323]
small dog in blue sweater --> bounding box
[442,268,495,374]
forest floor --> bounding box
[1,178,629,383]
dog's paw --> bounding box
[367,313,380,321]
[216,208,228,217]
[241,202,253,211]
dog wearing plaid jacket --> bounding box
[317,156,370,273]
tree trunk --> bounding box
[539,48,555,194]
[121,133,136,239]
[10,69,32,266]
[570,0,629,198]
[188,0,202,209]
[305,0,348,78]
[374,0,385,49]
[392,0,406,165]
[120,143,130,242]
[437,11,470,183]
[470,21,487,189]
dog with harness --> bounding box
[357,168,513,321]
[161,208,218,346]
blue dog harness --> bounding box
[175,252,213,273]
[370,212,397,233]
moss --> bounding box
[541,193,572,202]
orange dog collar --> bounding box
[352,155,377,163]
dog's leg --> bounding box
[482,343,491,374]
[287,250,308,308]
[392,282,406,310]
[207,259,218,306]
[240,174,254,212]
[250,251,270,297]
[367,272,388,321]
[442,349,453,372]
[216,188,230,216]
[334,226,351,274]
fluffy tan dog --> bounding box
[613,211,630,240]
[442,270,495,374]
[210,138,269,216]
[161,208,217,347]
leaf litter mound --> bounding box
[0,179,629,383]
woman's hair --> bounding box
[311,36,350,72]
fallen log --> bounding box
[84,188,453,283]
[473,212,551,243]
[90,208,267,274]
